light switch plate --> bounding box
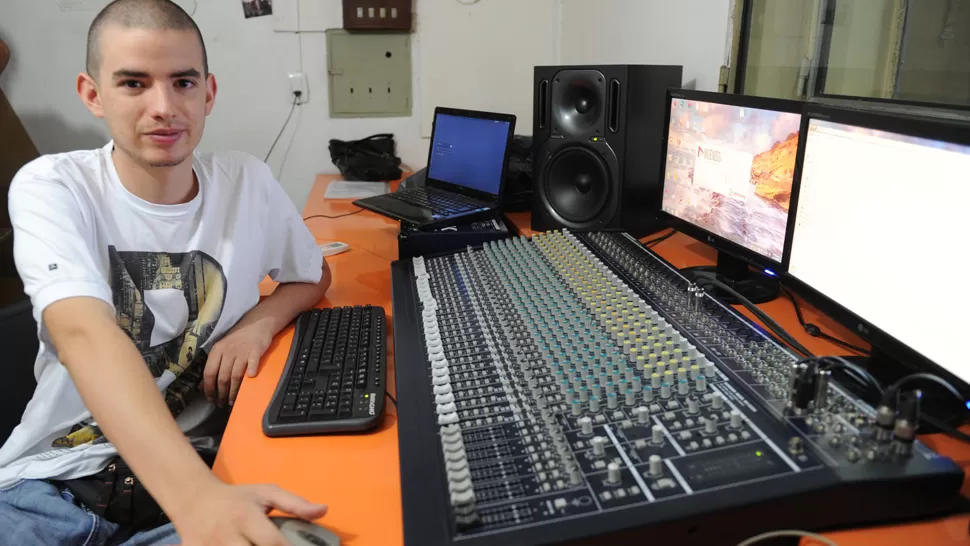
[326,29,412,118]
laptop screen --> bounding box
[427,113,511,196]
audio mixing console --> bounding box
[390,230,964,546]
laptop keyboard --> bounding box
[392,188,477,215]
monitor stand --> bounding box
[682,252,779,305]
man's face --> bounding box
[82,25,215,168]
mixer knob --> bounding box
[677,367,687,381]
[729,410,743,429]
[648,455,663,477]
[651,425,664,445]
[829,436,842,448]
[579,416,594,436]
[651,373,662,389]
[678,379,689,396]
[687,397,700,415]
[642,386,654,403]
[624,368,635,382]
[846,448,861,463]
[788,437,804,455]
[705,361,716,378]
[571,400,583,416]
[635,406,650,424]
[704,417,717,435]
[591,436,607,457]
[589,397,601,413]
[607,393,619,410]
[625,389,636,406]
[607,462,622,485]
[632,376,643,393]
[660,383,672,399]
[712,392,724,410]
[695,375,707,392]
[566,389,576,404]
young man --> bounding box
[0,1,331,544]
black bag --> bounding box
[328,133,403,181]
[57,449,217,532]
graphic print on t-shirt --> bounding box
[52,247,226,448]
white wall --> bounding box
[417,0,560,138]
[559,0,732,92]
[1,0,732,209]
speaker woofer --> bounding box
[552,70,606,137]
[544,146,611,224]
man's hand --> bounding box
[203,260,331,407]
[203,320,274,407]
[175,481,328,546]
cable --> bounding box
[693,272,814,358]
[264,96,299,163]
[275,103,303,180]
[385,392,397,408]
[781,286,870,355]
[644,229,676,247]
[303,209,365,221]
[736,530,839,546]
[923,413,970,445]
[817,356,884,403]
[884,373,964,409]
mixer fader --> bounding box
[391,230,963,546]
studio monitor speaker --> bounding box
[531,64,682,235]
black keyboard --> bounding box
[262,305,387,436]
[393,188,475,215]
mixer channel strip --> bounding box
[392,230,965,546]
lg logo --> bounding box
[857,324,870,335]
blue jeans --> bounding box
[0,479,180,545]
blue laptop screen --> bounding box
[427,113,510,195]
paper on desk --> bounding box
[324,181,390,200]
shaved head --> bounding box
[86,0,208,79]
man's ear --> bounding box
[77,72,105,118]
[204,73,217,116]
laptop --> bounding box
[354,107,516,228]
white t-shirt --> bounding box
[0,142,323,487]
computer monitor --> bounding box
[785,105,970,390]
[659,90,804,303]
[425,107,516,201]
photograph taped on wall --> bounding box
[242,0,272,18]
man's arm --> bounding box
[203,256,332,405]
[46,295,327,545]
[46,296,216,512]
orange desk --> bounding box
[214,175,970,546]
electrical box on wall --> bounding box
[327,29,412,118]
[342,0,413,31]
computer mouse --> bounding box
[271,516,341,546]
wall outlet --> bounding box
[289,72,310,104]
